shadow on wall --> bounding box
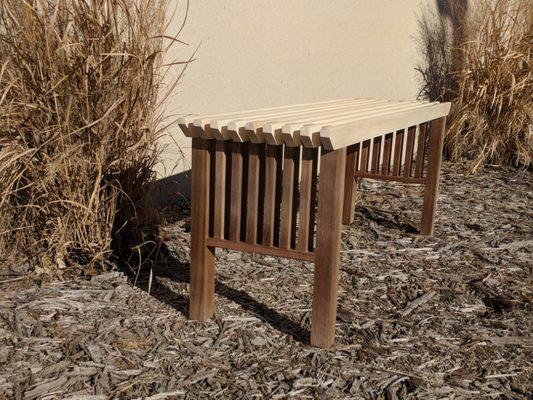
[436,0,468,77]
[152,170,191,207]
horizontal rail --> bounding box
[354,172,425,184]
[206,237,315,262]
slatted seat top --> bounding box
[179,98,451,150]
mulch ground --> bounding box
[0,163,531,399]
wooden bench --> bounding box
[179,98,450,348]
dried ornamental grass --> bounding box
[0,0,180,276]
[446,0,533,171]
[416,0,532,171]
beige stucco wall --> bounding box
[156,0,434,198]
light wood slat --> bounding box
[262,145,282,246]
[403,126,416,178]
[182,97,362,128]
[194,99,375,139]
[381,133,393,175]
[229,142,243,241]
[246,143,261,244]
[213,141,226,239]
[293,101,427,143]
[321,102,450,150]
[370,136,382,174]
[250,99,385,145]
[297,148,314,252]
[279,146,299,249]
[414,123,427,178]
[392,130,404,176]
[360,140,371,173]
[225,99,382,141]
[284,101,423,147]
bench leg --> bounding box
[311,147,346,348]
[342,144,358,225]
[190,137,216,320]
[421,117,446,236]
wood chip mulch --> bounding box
[0,163,531,399]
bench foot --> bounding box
[421,117,446,236]
[311,148,346,348]
[190,137,216,320]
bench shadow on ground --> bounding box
[129,247,311,344]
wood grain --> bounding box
[360,140,370,173]
[381,132,393,175]
[213,140,226,239]
[421,117,446,236]
[297,147,314,251]
[246,143,261,244]
[370,136,382,174]
[403,126,416,178]
[279,146,299,249]
[190,138,216,320]
[342,143,359,225]
[392,129,404,176]
[311,147,346,348]
[229,142,243,241]
[414,123,427,179]
[262,145,282,246]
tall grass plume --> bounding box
[416,0,532,171]
[0,0,183,276]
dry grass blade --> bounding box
[0,0,187,276]
[416,0,532,171]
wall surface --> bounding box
[156,0,435,200]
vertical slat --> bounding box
[342,143,359,225]
[403,126,416,178]
[279,146,298,249]
[370,136,382,174]
[360,140,370,173]
[392,129,404,176]
[290,147,301,248]
[311,147,346,348]
[262,145,282,246]
[414,123,427,179]
[297,147,314,251]
[213,140,226,239]
[421,117,446,236]
[273,146,284,246]
[256,144,266,244]
[240,144,250,241]
[246,143,261,244]
[190,137,216,320]
[229,142,243,241]
[381,132,393,175]
[223,142,232,239]
[307,148,319,251]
